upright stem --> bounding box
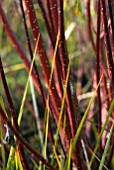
[96,0,102,152]
[100,0,114,93]
[58,0,82,168]
[37,0,63,100]
[86,0,96,52]
[108,0,114,57]
[48,0,58,36]
[24,0,61,120]
[19,0,46,106]
[58,0,74,137]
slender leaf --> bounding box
[18,34,40,125]
[51,60,71,165]
[90,98,114,166]
[15,151,23,170]
[98,124,113,170]
[66,75,103,168]
[0,118,6,170]
[6,34,40,169]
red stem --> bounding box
[19,0,46,107]
[58,0,74,137]
[108,0,114,57]
[46,0,55,35]
[24,0,61,119]
[100,0,114,92]
[96,0,102,151]
[48,0,58,36]
[36,0,63,100]
[58,0,82,168]
[86,0,112,81]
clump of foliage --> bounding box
[0,0,114,170]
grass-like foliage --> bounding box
[0,0,114,170]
